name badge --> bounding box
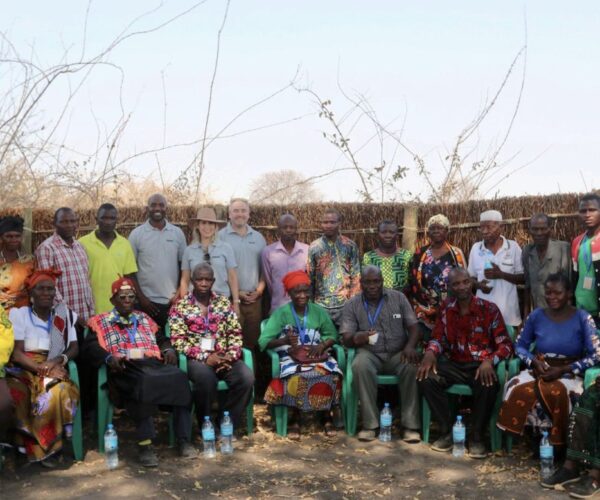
[127,348,144,360]
[201,337,215,351]
[392,313,402,319]
[583,276,594,290]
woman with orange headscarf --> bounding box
[259,270,342,438]
[6,269,79,467]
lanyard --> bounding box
[582,236,594,273]
[29,308,53,334]
[290,303,309,343]
[363,296,384,329]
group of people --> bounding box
[0,192,598,496]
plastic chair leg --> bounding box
[421,397,431,444]
[346,389,358,436]
[246,393,254,436]
[68,361,84,461]
[168,414,176,447]
[275,406,288,437]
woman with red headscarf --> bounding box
[6,269,79,467]
[259,270,342,438]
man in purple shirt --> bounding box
[261,214,309,315]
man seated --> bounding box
[340,265,421,443]
[168,263,255,436]
[84,278,194,467]
[417,267,513,458]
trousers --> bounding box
[135,405,192,442]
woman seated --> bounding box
[497,272,600,447]
[259,270,342,439]
[6,269,79,467]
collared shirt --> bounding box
[427,296,513,364]
[522,239,571,309]
[575,236,599,316]
[79,230,138,314]
[468,236,523,326]
[168,292,243,362]
[340,289,418,356]
[261,239,309,313]
[128,220,187,304]
[362,248,413,291]
[307,235,361,309]
[181,240,237,297]
[35,233,95,320]
[9,306,77,346]
[218,223,266,292]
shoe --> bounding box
[431,433,453,452]
[137,444,159,467]
[540,467,581,489]
[357,429,377,441]
[40,455,60,468]
[468,441,487,459]
[402,429,420,444]
[178,440,198,458]
[568,476,600,498]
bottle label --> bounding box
[221,424,233,437]
[105,436,118,450]
[202,429,215,441]
[453,426,465,442]
[380,415,392,427]
[540,444,553,459]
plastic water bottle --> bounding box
[220,411,234,455]
[540,431,554,481]
[379,402,392,442]
[104,423,119,470]
[202,416,216,458]
[452,415,466,458]
[484,259,493,270]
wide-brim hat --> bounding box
[189,206,226,225]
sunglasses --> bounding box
[117,293,136,300]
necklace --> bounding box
[0,250,21,261]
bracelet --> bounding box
[61,354,69,366]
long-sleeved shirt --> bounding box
[307,235,361,309]
[427,296,514,364]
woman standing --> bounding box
[0,216,35,311]
[6,269,79,467]
[179,207,240,315]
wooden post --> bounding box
[401,204,418,251]
[22,207,33,254]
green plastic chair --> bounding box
[67,360,84,461]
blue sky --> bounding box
[3,1,599,202]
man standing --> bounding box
[340,266,421,443]
[522,213,571,316]
[417,268,513,458]
[128,194,187,329]
[468,210,524,328]
[218,198,266,349]
[261,213,308,315]
[363,220,413,292]
[36,207,94,327]
[308,209,361,327]
[571,193,600,328]
[79,203,138,314]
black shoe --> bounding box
[137,444,159,467]
[178,440,198,459]
[40,454,60,468]
[568,476,600,498]
[540,466,581,489]
[431,433,453,452]
[468,441,487,459]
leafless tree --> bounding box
[249,169,323,205]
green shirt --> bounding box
[362,248,413,291]
[575,237,598,316]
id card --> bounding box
[201,337,215,352]
[583,276,594,290]
[127,348,144,360]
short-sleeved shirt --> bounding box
[79,231,138,314]
[468,237,523,327]
[181,240,237,297]
[575,237,599,316]
[522,240,571,309]
[340,289,418,356]
[218,223,266,292]
[9,306,77,349]
[128,221,187,304]
[362,248,413,291]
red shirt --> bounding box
[426,296,513,364]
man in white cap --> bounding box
[467,210,524,327]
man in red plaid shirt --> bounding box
[417,267,513,459]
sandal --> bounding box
[324,421,337,437]
[288,423,301,440]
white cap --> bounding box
[480,210,502,222]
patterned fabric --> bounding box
[407,243,466,328]
[6,352,79,462]
[0,254,35,311]
[87,309,161,359]
[362,248,413,291]
[168,292,243,362]
[0,306,13,378]
[307,235,361,309]
[427,296,513,363]
[567,382,600,468]
[35,234,94,320]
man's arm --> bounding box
[348,242,361,297]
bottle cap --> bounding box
[224,411,230,416]
[204,416,210,421]
[457,415,462,421]
[107,423,113,430]
[542,431,548,437]
[384,402,389,407]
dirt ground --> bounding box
[0,406,569,499]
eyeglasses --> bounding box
[117,293,136,300]
[203,252,211,263]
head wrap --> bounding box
[111,277,136,297]
[26,268,62,290]
[282,270,311,292]
[480,210,503,222]
[0,215,24,235]
[426,214,450,229]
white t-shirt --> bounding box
[9,306,78,352]
[468,237,523,326]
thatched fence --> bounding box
[4,192,588,255]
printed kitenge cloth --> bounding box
[567,381,600,468]
[0,254,35,311]
[6,352,79,462]
[362,248,413,291]
[87,309,161,360]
